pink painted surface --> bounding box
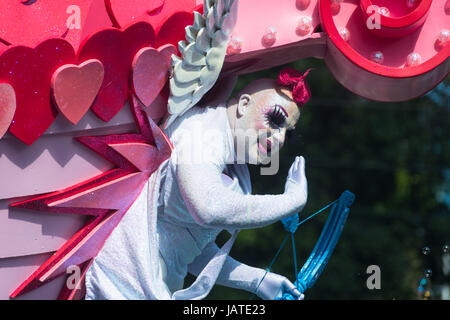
[0,253,66,300]
[0,134,113,201]
[0,200,87,259]
[230,0,320,54]
[43,101,136,136]
[0,106,137,200]
[232,0,320,53]
[1,101,136,140]
[223,32,327,75]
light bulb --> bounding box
[226,37,242,55]
[370,51,384,64]
[405,53,421,67]
[339,27,350,41]
[296,16,313,36]
[262,27,277,47]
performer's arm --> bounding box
[188,241,302,300]
[176,156,307,229]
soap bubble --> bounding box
[421,246,431,255]
[443,245,449,254]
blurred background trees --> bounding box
[190,58,449,300]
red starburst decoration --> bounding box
[9,96,172,299]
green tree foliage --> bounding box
[200,58,449,300]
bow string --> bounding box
[251,190,355,300]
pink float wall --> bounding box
[0,103,136,299]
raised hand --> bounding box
[284,156,308,210]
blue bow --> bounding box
[252,190,355,300]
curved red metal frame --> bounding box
[319,0,450,78]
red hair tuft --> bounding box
[277,68,312,107]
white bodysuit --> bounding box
[85,104,304,299]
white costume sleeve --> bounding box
[188,241,266,293]
[176,162,306,229]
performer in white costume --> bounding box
[85,69,310,300]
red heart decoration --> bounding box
[78,22,155,122]
[0,41,8,55]
[106,0,165,28]
[149,0,196,33]
[132,87,169,123]
[0,0,96,49]
[155,11,195,52]
[77,0,114,52]
[0,39,76,145]
[132,44,176,107]
[51,59,105,125]
[0,83,16,139]
[147,0,197,30]
[159,43,178,64]
[106,0,195,31]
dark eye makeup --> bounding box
[265,105,287,127]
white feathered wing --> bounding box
[165,0,239,128]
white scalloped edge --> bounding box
[166,0,239,128]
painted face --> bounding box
[231,82,301,165]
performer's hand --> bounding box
[256,272,304,300]
[284,156,308,208]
